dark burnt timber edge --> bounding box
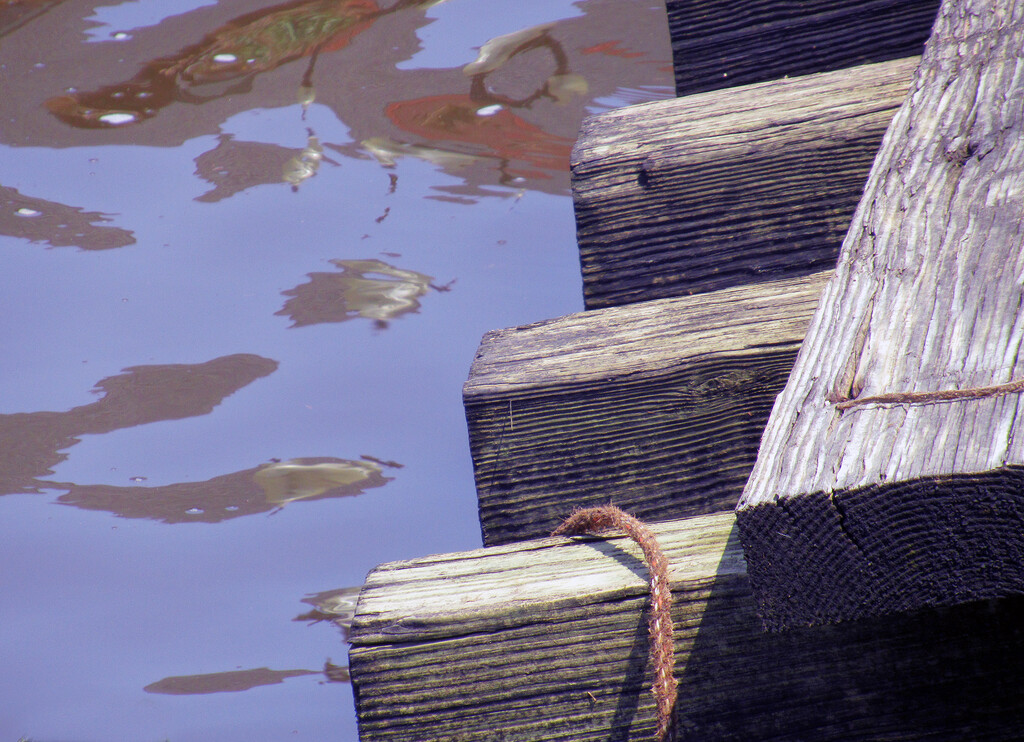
[737,0,1024,630]
[350,511,1024,740]
[572,57,916,310]
[666,0,939,97]
[464,271,828,547]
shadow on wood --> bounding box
[679,529,1024,739]
[349,511,1024,739]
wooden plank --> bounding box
[572,57,917,309]
[737,0,1024,630]
[666,0,939,97]
[350,510,1024,740]
[464,271,828,547]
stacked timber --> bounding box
[572,57,916,309]
[736,0,1024,630]
[666,0,939,97]
[350,513,1024,740]
[466,271,827,546]
[469,55,917,546]
[349,0,1024,739]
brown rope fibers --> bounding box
[834,377,1024,410]
[552,505,677,741]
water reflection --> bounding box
[58,456,393,523]
[0,184,135,250]
[282,128,330,190]
[144,662,349,694]
[255,457,392,509]
[295,586,361,640]
[0,353,395,520]
[44,0,397,129]
[143,586,359,698]
[0,354,278,497]
[7,0,671,201]
[277,258,451,328]
[0,0,674,737]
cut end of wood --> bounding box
[737,469,1024,631]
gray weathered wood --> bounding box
[350,510,1024,740]
[666,0,939,97]
[573,57,918,309]
[737,0,1024,630]
[465,271,828,546]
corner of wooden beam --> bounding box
[736,0,1024,630]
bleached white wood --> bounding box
[738,0,1024,629]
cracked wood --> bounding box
[737,0,1024,630]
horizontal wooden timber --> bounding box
[737,0,1024,630]
[666,0,939,97]
[572,56,918,310]
[464,271,829,547]
[350,510,1024,740]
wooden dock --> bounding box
[349,0,1024,738]
[351,513,1024,740]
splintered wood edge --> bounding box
[464,271,830,398]
[350,510,742,645]
[572,56,920,166]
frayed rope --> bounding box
[553,505,677,741]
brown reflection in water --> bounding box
[0,0,65,38]
[0,184,135,250]
[277,258,451,329]
[383,94,572,182]
[144,661,349,694]
[193,134,295,203]
[44,0,384,129]
[0,354,278,497]
[0,348,397,520]
[373,22,581,183]
[194,129,340,201]
[7,0,673,200]
[57,456,393,523]
[295,585,360,639]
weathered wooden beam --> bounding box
[464,271,828,547]
[737,0,1024,630]
[572,56,917,309]
[350,510,1024,740]
[666,0,939,97]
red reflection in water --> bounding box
[386,95,573,179]
[45,0,381,128]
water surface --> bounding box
[0,0,673,738]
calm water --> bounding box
[0,0,672,738]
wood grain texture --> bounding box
[573,57,918,310]
[350,510,1024,740]
[464,272,828,546]
[738,0,1024,630]
[666,0,939,97]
